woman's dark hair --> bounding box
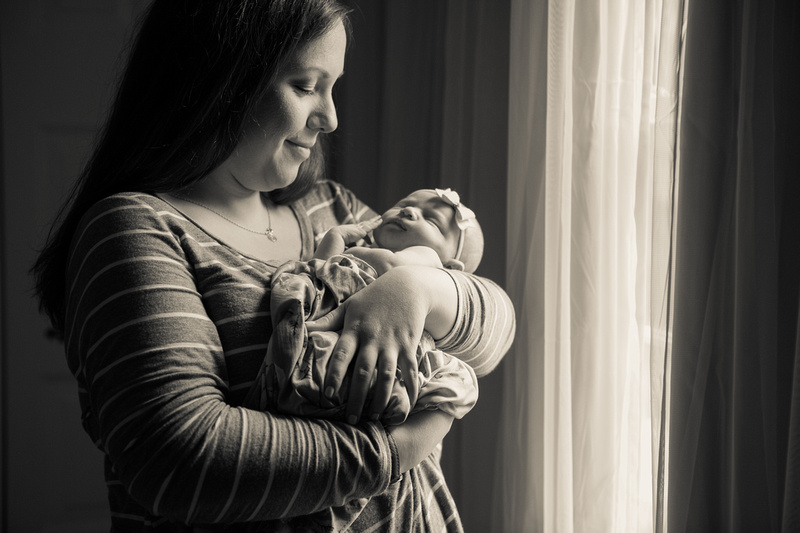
[32,0,352,335]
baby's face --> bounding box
[372,190,460,260]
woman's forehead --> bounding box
[282,20,347,78]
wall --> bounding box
[0,1,151,530]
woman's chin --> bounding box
[267,167,302,191]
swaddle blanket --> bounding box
[245,254,478,425]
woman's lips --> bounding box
[287,140,312,158]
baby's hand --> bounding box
[314,216,383,261]
[331,216,382,245]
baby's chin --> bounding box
[371,231,403,252]
[371,226,392,246]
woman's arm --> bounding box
[304,181,515,471]
[307,264,515,422]
[306,264,513,475]
[64,195,393,524]
[435,269,517,377]
[387,411,454,474]
[307,266,459,422]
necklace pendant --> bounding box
[265,228,277,242]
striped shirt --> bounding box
[64,180,515,531]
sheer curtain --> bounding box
[667,0,800,530]
[495,0,685,530]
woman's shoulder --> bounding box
[296,179,353,208]
[84,191,163,215]
[81,192,187,229]
[72,192,196,255]
[296,179,377,223]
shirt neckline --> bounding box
[151,192,315,266]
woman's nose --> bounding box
[308,94,338,133]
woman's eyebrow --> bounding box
[285,65,345,80]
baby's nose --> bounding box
[400,206,420,219]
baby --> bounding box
[244,188,484,425]
[243,188,484,531]
[314,187,484,275]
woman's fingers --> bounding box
[343,343,379,424]
[396,344,419,407]
[365,349,398,421]
[306,305,346,333]
[322,325,357,404]
[315,269,428,424]
[363,340,418,423]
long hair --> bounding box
[32,0,352,335]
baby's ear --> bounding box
[443,259,465,271]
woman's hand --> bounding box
[388,411,454,474]
[306,266,458,424]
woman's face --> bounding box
[213,20,347,193]
[372,190,462,261]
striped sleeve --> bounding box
[435,270,516,377]
[64,195,392,526]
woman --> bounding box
[32,1,515,531]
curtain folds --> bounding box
[667,0,800,531]
[497,0,685,530]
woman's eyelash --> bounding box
[294,85,315,96]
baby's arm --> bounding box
[345,245,443,276]
[314,217,382,260]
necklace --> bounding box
[176,195,277,242]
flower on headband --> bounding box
[434,188,476,230]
